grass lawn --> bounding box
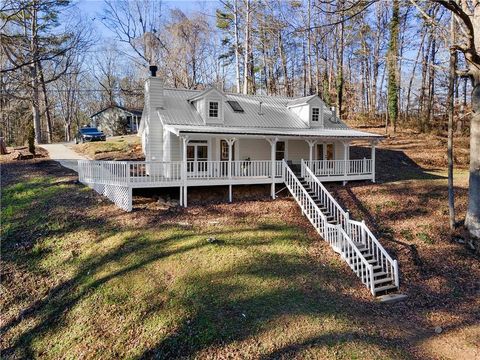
[1,129,479,359]
[71,135,143,160]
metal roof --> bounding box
[90,105,142,118]
[286,94,317,107]
[164,124,383,140]
[160,88,347,129]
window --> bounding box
[276,141,285,161]
[227,100,244,113]
[312,107,320,122]
[220,140,235,161]
[187,140,208,172]
[209,101,219,118]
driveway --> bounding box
[41,143,88,172]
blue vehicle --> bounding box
[75,127,106,144]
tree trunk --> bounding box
[447,17,456,231]
[465,79,480,241]
[307,0,313,95]
[336,1,345,119]
[38,62,53,143]
[278,31,291,97]
[27,2,42,144]
[427,38,437,129]
[243,0,251,95]
[387,0,399,134]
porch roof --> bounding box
[164,124,383,140]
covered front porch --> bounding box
[77,129,380,210]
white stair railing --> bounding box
[283,160,376,294]
[301,160,350,231]
[301,160,399,289]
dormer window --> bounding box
[312,107,320,122]
[209,101,219,118]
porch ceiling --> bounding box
[164,124,383,141]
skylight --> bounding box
[227,100,244,113]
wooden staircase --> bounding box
[283,161,399,296]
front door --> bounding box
[316,144,324,160]
[187,140,208,173]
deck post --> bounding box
[371,141,376,183]
[266,137,278,199]
[343,141,349,186]
[305,139,317,170]
[225,138,236,203]
[181,135,189,207]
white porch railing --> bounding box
[186,160,283,179]
[283,160,376,294]
[300,160,399,290]
[306,159,373,177]
[78,160,284,185]
[78,160,184,185]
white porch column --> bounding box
[225,138,237,203]
[371,141,376,183]
[343,141,349,186]
[266,137,278,199]
[305,139,317,166]
[181,135,189,207]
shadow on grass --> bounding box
[351,146,445,183]
[1,159,479,359]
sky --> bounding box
[75,0,218,40]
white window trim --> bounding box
[208,100,220,119]
[311,107,320,122]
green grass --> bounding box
[1,172,409,359]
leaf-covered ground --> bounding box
[1,129,479,359]
[71,135,144,160]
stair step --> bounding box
[356,264,382,272]
[374,284,398,294]
[373,271,389,278]
[374,277,394,285]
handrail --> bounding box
[301,160,349,228]
[282,160,375,294]
[350,219,395,263]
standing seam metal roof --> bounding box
[159,88,347,130]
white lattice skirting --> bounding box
[83,181,132,212]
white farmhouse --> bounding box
[138,74,382,204]
[77,71,399,296]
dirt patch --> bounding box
[0,146,48,163]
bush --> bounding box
[27,124,35,155]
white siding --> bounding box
[163,130,182,162]
[143,77,164,161]
[205,97,224,125]
[238,138,271,160]
[289,105,310,127]
[308,97,325,128]
[287,140,309,161]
